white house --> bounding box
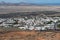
[28,26,34,30]
[18,26,26,30]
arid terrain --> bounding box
[0,6,60,40]
[0,30,60,40]
[0,6,60,14]
[0,6,60,18]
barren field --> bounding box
[0,31,60,40]
[0,6,60,14]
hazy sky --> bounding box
[0,0,60,4]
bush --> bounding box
[47,21,53,24]
[57,24,60,28]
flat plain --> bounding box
[0,6,60,14]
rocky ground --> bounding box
[0,30,60,40]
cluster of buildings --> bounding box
[0,14,60,30]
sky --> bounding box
[0,0,60,4]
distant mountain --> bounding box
[0,2,38,6]
[0,1,60,6]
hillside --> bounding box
[0,31,60,40]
